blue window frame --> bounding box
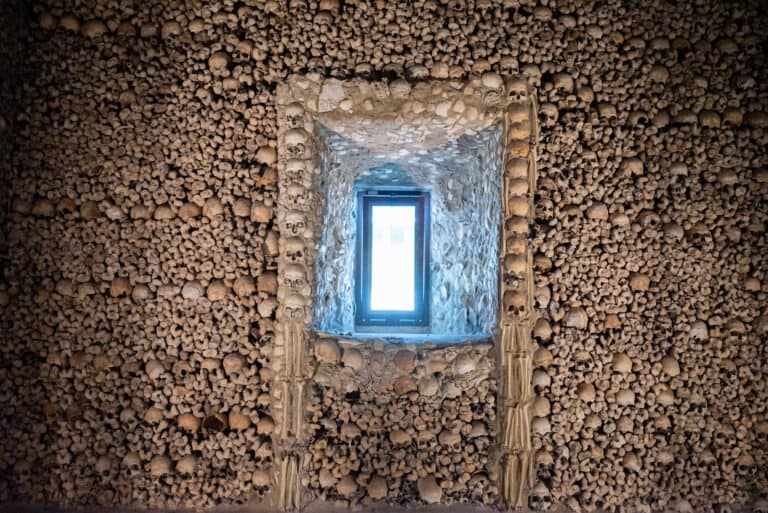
[355,189,430,328]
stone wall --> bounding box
[1,1,767,512]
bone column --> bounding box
[272,91,316,511]
[497,76,538,509]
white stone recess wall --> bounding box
[313,123,503,337]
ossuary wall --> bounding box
[1,1,767,512]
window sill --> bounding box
[341,328,493,344]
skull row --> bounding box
[501,154,533,321]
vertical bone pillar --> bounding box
[497,77,538,509]
[272,90,317,511]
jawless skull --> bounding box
[283,264,306,290]
[284,237,305,263]
[284,210,307,236]
[285,102,305,128]
[285,128,309,159]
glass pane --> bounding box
[370,204,416,311]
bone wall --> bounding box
[308,337,498,506]
[1,0,767,512]
[0,0,30,264]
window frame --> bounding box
[354,188,430,329]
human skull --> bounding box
[536,198,554,221]
[756,314,768,335]
[596,102,617,119]
[284,210,306,236]
[663,222,684,239]
[506,77,528,103]
[532,416,550,436]
[14,460,32,484]
[699,110,721,128]
[715,424,736,447]
[753,497,768,513]
[406,65,429,80]
[504,253,527,276]
[284,294,306,319]
[95,455,115,478]
[722,108,743,127]
[306,56,325,74]
[697,450,718,475]
[285,102,305,128]
[533,318,552,341]
[284,159,307,182]
[529,482,552,511]
[576,86,594,103]
[637,210,661,229]
[506,157,529,179]
[283,264,306,290]
[735,453,755,476]
[503,289,527,317]
[505,235,526,256]
[505,216,529,236]
[507,196,529,217]
[286,182,309,208]
[119,408,139,431]
[552,72,574,93]
[484,89,502,107]
[173,360,192,379]
[438,429,462,451]
[121,452,141,478]
[355,62,373,78]
[507,104,529,126]
[389,79,411,98]
[535,286,551,310]
[673,499,694,513]
[285,128,309,158]
[627,110,649,126]
[535,451,554,481]
[725,319,746,338]
[499,56,518,75]
[535,449,554,468]
[539,103,559,127]
[532,369,551,393]
[689,321,709,341]
[754,421,768,446]
[371,81,390,100]
[284,237,305,263]
[202,413,227,431]
[507,178,529,197]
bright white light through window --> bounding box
[370,205,416,311]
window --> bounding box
[355,189,430,328]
